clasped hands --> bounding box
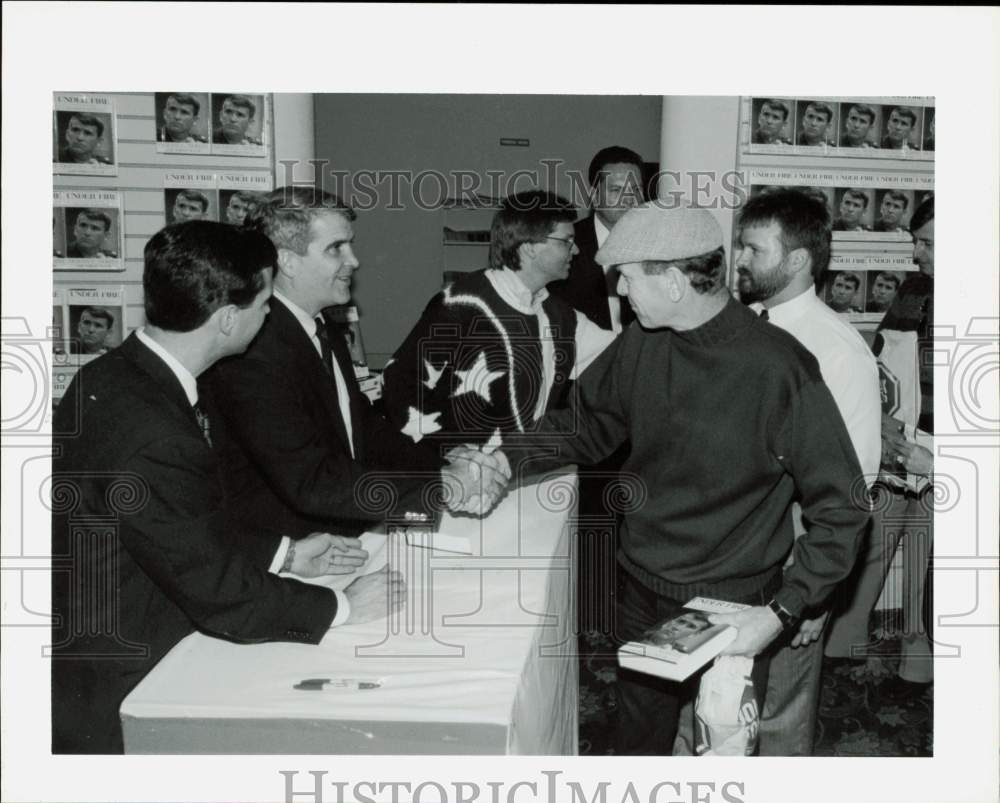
[441,445,511,516]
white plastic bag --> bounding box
[694,655,759,755]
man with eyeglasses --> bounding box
[383,190,614,451]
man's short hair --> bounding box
[587,145,644,188]
[874,271,901,290]
[143,220,276,332]
[889,106,917,126]
[222,94,256,118]
[836,271,860,291]
[804,101,834,123]
[176,189,210,213]
[738,188,832,278]
[760,99,790,121]
[231,190,258,205]
[166,93,201,116]
[882,190,909,210]
[644,247,727,295]
[909,196,934,231]
[848,103,876,125]
[244,186,356,255]
[68,113,104,138]
[75,209,112,231]
[79,306,114,328]
[489,190,576,272]
[842,189,870,209]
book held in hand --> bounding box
[617,597,749,682]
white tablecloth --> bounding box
[121,469,578,754]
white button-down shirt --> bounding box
[594,216,624,334]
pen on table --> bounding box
[294,677,381,691]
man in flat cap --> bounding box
[499,203,870,755]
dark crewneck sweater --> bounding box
[518,297,869,616]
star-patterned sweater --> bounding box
[383,269,578,450]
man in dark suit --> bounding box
[206,187,506,543]
[548,145,645,332]
[51,220,399,754]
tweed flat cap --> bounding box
[595,203,723,266]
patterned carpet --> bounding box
[578,609,933,756]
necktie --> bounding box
[759,308,770,321]
[193,401,212,447]
[314,316,334,376]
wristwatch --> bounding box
[767,598,799,631]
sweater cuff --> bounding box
[772,585,806,619]
[330,589,351,627]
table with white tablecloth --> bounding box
[120,469,578,754]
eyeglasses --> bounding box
[544,236,576,248]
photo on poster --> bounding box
[923,109,935,151]
[872,188,915,233]
[831,187,875,233]
[163,172,218,225]
[821,269,866,315]
[53,191,124,271]
[747,97,795,145]
[210,93,267,156]
[838,101,881,149]
[64,286,127,362]
[154,92,211,154]
[879,104,923,151]
[52,94,116,176]
[795,99,838,147]
[865,269,905,315]
[217,171,273,225]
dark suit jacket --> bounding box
[51,334,338,754]
[205,298,442,540]
[547,215,635,331]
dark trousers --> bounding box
[613,569,779,756]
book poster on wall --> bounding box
[740,96,934,161]
[164,172,218,226]
[154,92,211,155]
[218,171,273,225]
[209,93,268,157]
[58,285,127,364]
[52,94,117,176]
[53,190,124,272]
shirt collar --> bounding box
[486,266,549,314]
[764,286,820,327]
[135,327,199,406]
[272,289,319,338]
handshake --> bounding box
[440,445,512,516]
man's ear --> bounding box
[517,241,536,266]
[276,248,297,279]
[786,247,811,277]
[216,304,239,336]
[665,267,685,302]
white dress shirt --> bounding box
[764,290,881,484]
[136,326,350,626]
[487,268,615,422]
[594,216,624,334]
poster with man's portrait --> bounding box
[53,94,117,176]
[831,187,875,236]
[822,270,866,316]
[794,99,838,147]
[879,104,924,151]
[837,101,881,149]
[64,286,127,363]
[217,170,272,226]
[210,93,268,156]
[164,172,219,225]
[54,191,124,271]
[746,97,795,147]
[154,92,211,155]
[872,188,916,235]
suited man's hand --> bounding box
[441,455,508,516]
[344,566,406,624]
[291,533,368,578]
